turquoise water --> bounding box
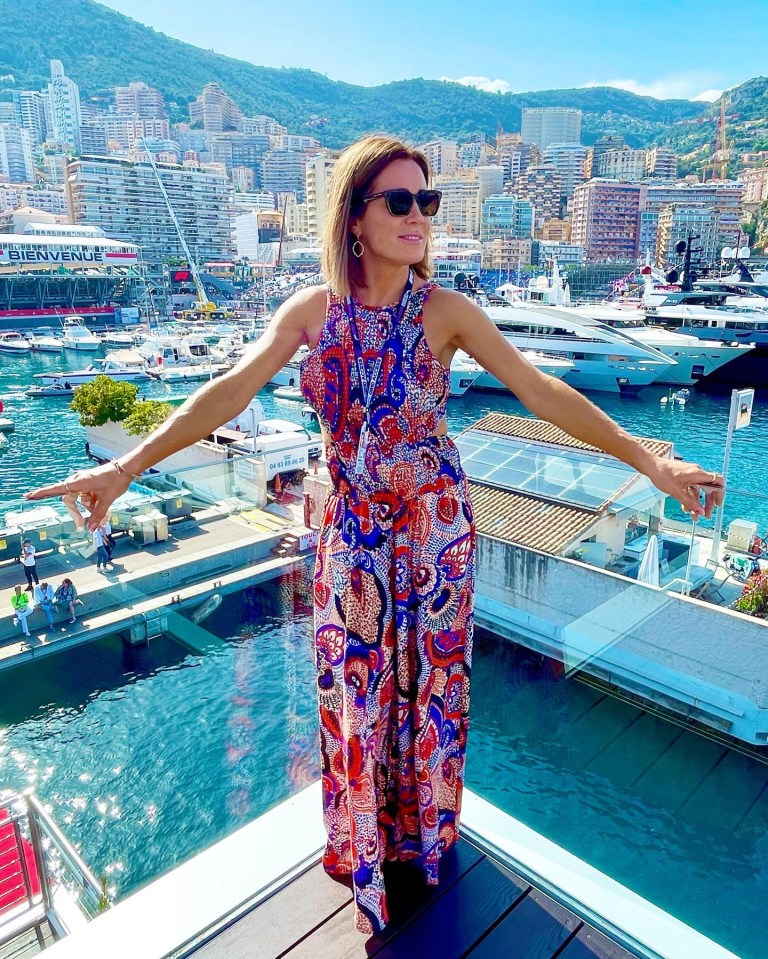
[0,575,318,896]
[0,588,766,958]
[1,350,766,531]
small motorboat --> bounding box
[0,332,32,354]
[660,388,690,407]
[25,382,75,398]
[27,330,64,353]
[273,386,305,401]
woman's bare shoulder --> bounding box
[282,283,328,312]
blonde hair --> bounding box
[321,135,432,298]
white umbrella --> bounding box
[637,533,660,586]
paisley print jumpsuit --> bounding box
[300,283,475,934]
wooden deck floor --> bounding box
[187,838,635,959]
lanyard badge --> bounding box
[344,271,413,474]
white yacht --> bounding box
[34,349,151,385]
[270,346,308,387]
[60,316,101,351]
[155,361,229,382]
[567,304,753,386]
[485,304,674,393]
[27,328,64,352]
[456,348,573,392]
[449,353,483,396]
[0,331,32,353]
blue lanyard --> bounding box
[343,270,414,412]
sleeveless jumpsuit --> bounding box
[300,283,475,934]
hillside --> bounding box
[0,0,707,147]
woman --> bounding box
[54,578,81,624]
[27,135,723,935]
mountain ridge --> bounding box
[0,0,713,148]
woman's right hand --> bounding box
[25,462,132,531]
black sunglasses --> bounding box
[362,188,442,217]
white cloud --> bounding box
[440,75,513,95]
[583,77,722,102]
[693,89,724,103]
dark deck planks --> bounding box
[186,838,638,959]
[465,888,579,959]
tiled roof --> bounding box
[471,413,673,459]
[469,482,598,555]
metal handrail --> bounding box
[22,792,104,913]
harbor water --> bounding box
[1,349,765,532]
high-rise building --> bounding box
[15,91,48,147]
[640,181,744,260]
[536,241,585,266]
[241,115,287,140]
[458,139,494,168]
[100,116,171,150]
[740,167,768,204]
[521,108,582,151]
[432,172,482,235]
[0,103,18,125]
[47,60,82,152]
[115,81,166,119]
[209,132,270,184]
[0,182,69,217]
[645,146,677,180]
[232,166,255,191]
[486,237,533,270]
[596,149,648,182]
[0,124,35,183]
[539,218,572,242]
[656,204,719,266]
[305,154,336,238]
[420,140,458,176]
[514,164,562,230]
[480,194,534,241]
[279,133,320,153]
[189,83,242,133]
[542,143,588,198]
[571,179,642,261]
[66,155,232,261]
[261,149,306,200]
[79,121,107,157]
[584,134,625,178]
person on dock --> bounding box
[19,539,39,590]
[92,523,110,572]
[33,580,56,627]
[10,585,33,637]
[26,134,725,937]
[54,578,81,624]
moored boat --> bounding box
[60,316,102,351]
[0,331,32,354]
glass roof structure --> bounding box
[455,429,660,513]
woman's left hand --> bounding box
[646,458,724,519]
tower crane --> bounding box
[140,141,226,321]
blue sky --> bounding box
[98,0,767,102]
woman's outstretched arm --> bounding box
[26,286,325,527]
[432,290,724,518]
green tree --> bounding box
[70,377,138,427]
[123,400,173,437]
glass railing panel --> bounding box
[467,486,768,959]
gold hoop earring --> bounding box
[351,238,364,258]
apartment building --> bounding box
[66,154,232,261]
